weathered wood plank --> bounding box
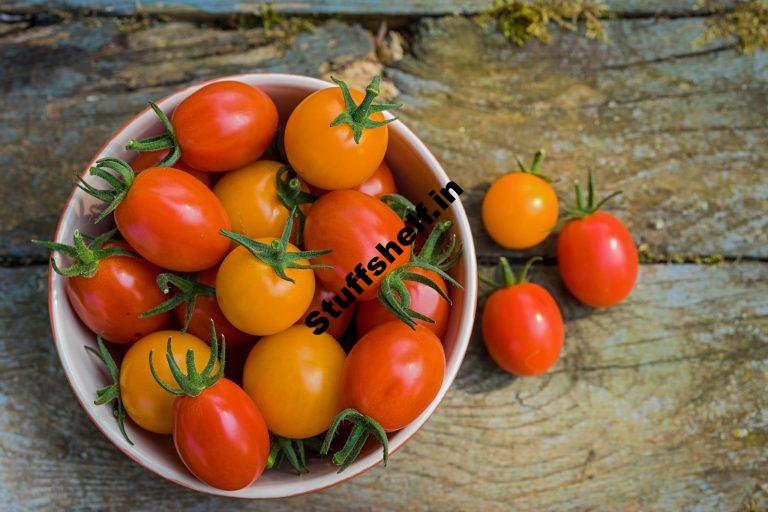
[2,0,717,16]
[390,16,768,260]
[1,263,766,510]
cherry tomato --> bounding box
[174,378,269,490]
[212,160,309,241]
[243,325,345,438]
[90,161,231,272]
[481,258,563,376]
[36,231,168,344]
[311,160,398,199]
[172,80,278,172]
[299,282,356,340]
[342,321,445,431]
[130,148,212,187]
[120,330,214,433]
[285,76,397,190]
[304,190,411,301]
[482,150,558,249]
[216,235,316,336]
[557,171,638,307]
[357,266,449,338]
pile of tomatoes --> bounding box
[37,76,463,490]
[480,150,639,376]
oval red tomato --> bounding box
[130,148,212,187]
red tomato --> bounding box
[342,321,445,431]
[131,148,212,187]
[557,172,637,307]
[299,282,356,340]
[356,266,449,338]
[481,257,563,376]
[102,164,230,272]
[36,231,168,344]
[304,190,412,301]
[172,81,278,172]
[311,161,398,199]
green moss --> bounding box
[484,0,609,46]
[695,0,768,54]
[637,243,728,265]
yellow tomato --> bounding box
[242,325,345,438]
[216,242,315,336]
[213,160,309,240]
[120,330,214,434]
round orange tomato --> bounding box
[120,330,214,434]
[284,76,398,190]
[242,325,345,438]
[482,150,558,249]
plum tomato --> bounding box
[304,189,411,301]
[78,158,231,272]
[120,330,215,434]
[299,282,356,340]
[482,150,559,249]
[284,76,399,190]
[242,325,346,439]
[150,326,269,490]
[558,170,638,307]
[130,148,212,187]
[481,257,563,376]
[34,230,168,344]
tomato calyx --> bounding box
[77,157,137,223]
[139,273,216,332]
[33,229,136,278]
[221,208,332,283]
[514,149,552,182]
[320,408,389,473]
[276,165,315,244]
[266,435,317,475]
[566,169,622,219]
[329,75,401,144]
[149,321,225,397]
[377,220,463,329]
[125,102,181,167]
[381,193,417,221]
[84,334,133,445]
[480,256,541,290]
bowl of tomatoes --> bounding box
[44,73,477,497]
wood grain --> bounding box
[1,264,765,510]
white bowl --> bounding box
[48,73,478,498]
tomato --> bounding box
[557,171,637,307]
[481,257,563,376]
[171,80,278,172]
[311,160,398,199]
[284,76,399,190]
[35,230,168,344]
[482,150,558,249]
[80,159,231,272]
[216,217,322,335]
[120,330,214,433]
[342,321,445,432]
[304,189,412,301]
[130,148,212,187]
[151,331,269,490]
[299,282,356,340]
[243,325,345,438]
[213,160,310,241]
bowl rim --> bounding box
[47,72,478,498]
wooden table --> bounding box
[1,2,766,510]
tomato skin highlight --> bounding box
[173,266,253,347]
[285,85,387,190]
[120,330,214,433]
[304,190,411,301]
[356,266,450,338]
[482,172,558,249]
[299,283,356,340]
[173,378,270,490]
[482,282,563,376]
[343,322,445,432]
[172,81,278,172]
[242,325,345,439]
[130,149,212,187]
[66,242,168,344]
[115,167,231,272]
[557,211,638,307]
